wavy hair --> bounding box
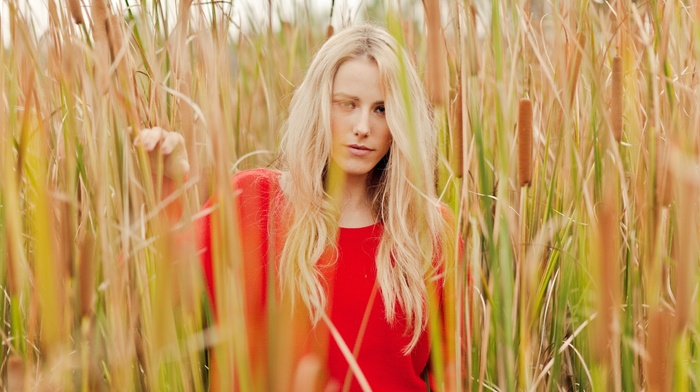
[275,24,449,352]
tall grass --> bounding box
[1,0,700,391]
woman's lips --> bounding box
[348,144,373,156]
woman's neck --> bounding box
[338,174,375,228]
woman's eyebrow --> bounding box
[332,92,359,100]
[332,93,384,105]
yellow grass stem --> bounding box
[451,80,464,178]
[517,98,533,187]
[611,56,623,142]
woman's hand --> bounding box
[134,127,191,221]
[133,126,190,182]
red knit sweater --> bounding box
[196,168,434,391]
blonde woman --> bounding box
[138,24,457,391]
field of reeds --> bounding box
[2,0,700,390]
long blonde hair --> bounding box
[276,24,448,352]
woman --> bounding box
[137,24,456,392]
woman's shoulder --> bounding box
[231,167,281,186]
[229,167,285,195]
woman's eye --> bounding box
[339,101,355,109]
[375,105,386,116]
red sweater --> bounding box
[197,168,433,391]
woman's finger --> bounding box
[134,127,165,151]
[160,131,184,155]
[161,131,190,180]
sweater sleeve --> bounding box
[196,168,279,314]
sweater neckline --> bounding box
[338,221,382,231]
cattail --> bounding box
[451,81,464,178]
[78,229,96,318]
[91,0,111,93]
[91,0,109,45]
[292,354,322,392]
[106,14,123,61]
[568,32,586,107]
[675,165,697,333]
[7,355,25,392]
[68,0,84,25]
[325,24,334,39]
[466,4,480,75]
[611,55,623,142]
[402,20,417,65]
[647,306,674,392]
[517,98,533,187]
[424,0,447,106]
[592,185,620,364]
[655,136,672,206]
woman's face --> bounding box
[330,57,392,183]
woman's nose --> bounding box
[353,110,370,137]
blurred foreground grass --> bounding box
[1,0,700,391]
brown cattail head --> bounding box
[106,14,124,61]
[592,183,620,364]
[68,0,84,25]
[90,0,110,91]
[451,81,464,178]
[424,0,447,106]
[7,355,25,392]
[517,98,533,187]
[292,354,322,392]
[78,228,96,318]
[655,136,673,206]
[647,306,674,392]
[326,24,334,39]
[674,154,697,333]
[91,0,109,44]
[568,32,586,107]
[611,55,623,142]
[402,20,416,65]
